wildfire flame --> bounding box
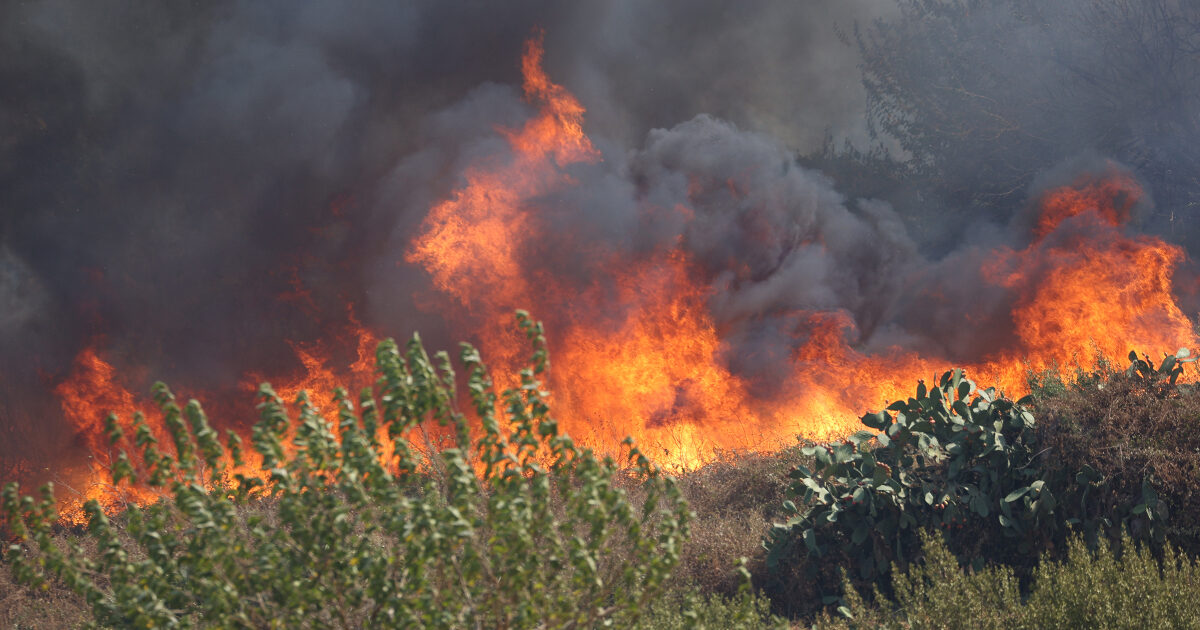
[49,318,382,522]
[405,34,1200,469]
[238,317,380,427]
[40,32,1200,518]
[53,346,167,522]
[1033,169,1142,239]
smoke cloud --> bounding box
[2,0,1196,478]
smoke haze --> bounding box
[3,0,1197,477]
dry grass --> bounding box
[1035,369,1200,554]
[667,446,804,596]
[0,567,88,630]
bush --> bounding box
[818,530,1200,629]
[1033,349,1200,554]
[766,352,1200,618]
[2,313,691,629]
[764,368,1052,609]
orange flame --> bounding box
[238,319,381,436]
[406,32,600,316]
[40,34,1200,517]
[406,36,902,466]
[1033,169,1141,239]
[406,34,1200,469]
[52,346,166,522]
[48,316,385,522]
[54,346,142,457]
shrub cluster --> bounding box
[7,314,1200,626]
[1034,350,1200,554]
[816,531,1200,629]
[2,313,694,629]
[764,368,1053,611]
[766,349,1200,617]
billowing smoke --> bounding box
[0,0,895,476]
[2,0,1197,480]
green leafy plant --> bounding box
[1126,348,1198,388]
[770,348,1200,618]
[765,369,1051,586]
[2,312,691,629]
[817,530,1200,629]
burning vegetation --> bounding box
[7,2,1200,625]
[28,31,1200,517]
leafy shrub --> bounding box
[768,349,1200,618]
[817,530,1200,629]
[2,313,691,629]
[1024,347,1118,403]
[765,369,1051,593]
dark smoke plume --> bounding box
[0,0,890,475]
[2,0,1197,480]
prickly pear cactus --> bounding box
[766,369,1051,582]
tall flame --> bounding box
[52,346,166,522]
[406,32,600,315]
[406,35,912,466]
[41,33,1200,511]
[406,34,1199,469]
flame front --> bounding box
[43,34,1200,503]
[406,34,837,467]
[1002,173,1180,389]
[239,319,380,425]
[47,317,383,521]
[406,35,1199,469]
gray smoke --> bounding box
[0,0,895,475]
[2,0,1193,483]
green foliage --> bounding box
[817,530,1200,629]
[1,312,691,629]
[1126,348,1198,389]
[765,369,1049,585]
[627,585,788,630]
[1025,348,1117,403]
[768,348,1200,619]
[1021,533,1200,627]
